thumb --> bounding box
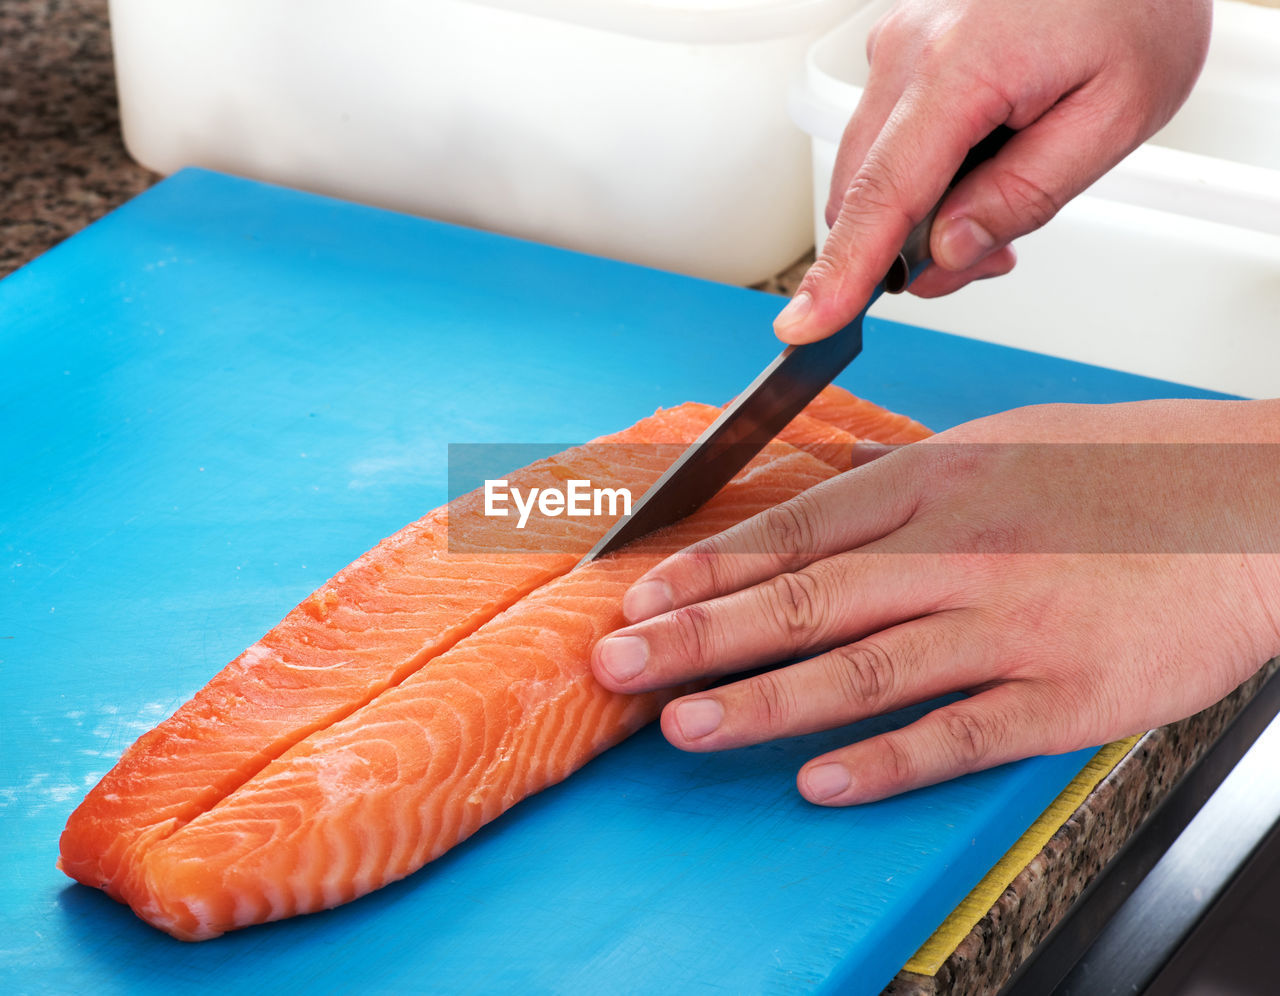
[930,81,1142,273]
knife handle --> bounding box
[884,124,1016,293]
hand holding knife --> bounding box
[581,125,1015,565]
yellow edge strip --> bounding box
[903,735,1142,976]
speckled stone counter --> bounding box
[0,0,156,278]
[885,658,1279,995]
[4,2,1275,991]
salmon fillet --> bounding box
[804,385,932,444]
[777,410,859,470]
[59,403,722,899]
[129,446,836,940]
[60,388,921,938]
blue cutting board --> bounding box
[0,171,1226,995]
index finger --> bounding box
[775,86,1014,345]
[620,452,920,625]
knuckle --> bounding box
[867,6,923,65]
[681,538,730,593]
[943,709,996,765]
[840,165,909,223]
[879,733,918,788]
[746,670,794,728]
[764,571,824,646]
[817,166,907,299]
[762,494,820,557]
[825,640,897,706]
[667,603,716,667]
[990,167,1063,233]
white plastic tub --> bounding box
[791,0,1280,397]
[108,0,868,286]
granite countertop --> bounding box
[4,1,1273,992]
[0,0,156,279]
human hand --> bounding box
[590,400,1280,805]
[775,0,1213,343]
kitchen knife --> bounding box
[580,125,1014,565]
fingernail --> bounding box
[674,698,724,740]
[804,762,851,801]
[622,579,673,623]
[935,217,996,271]
[597,635,648,683]
[773,291,812,338]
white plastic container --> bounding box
[108,0,869,286]
[790,0,1280,397]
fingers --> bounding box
[776,85,1016,344]
[929,81,1142,274]
[656,612,990,752]
[779,2,1164,340]
[593,551,959,693]
[618,455,920,626]
[796,682,1068,806]
[783,79,1134,333]
[908,246,1017,299]
[824,28,913,232]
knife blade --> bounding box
[579,125,1014,566]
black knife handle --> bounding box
[883,124,1016,293]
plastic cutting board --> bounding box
[0,170,1228,994]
